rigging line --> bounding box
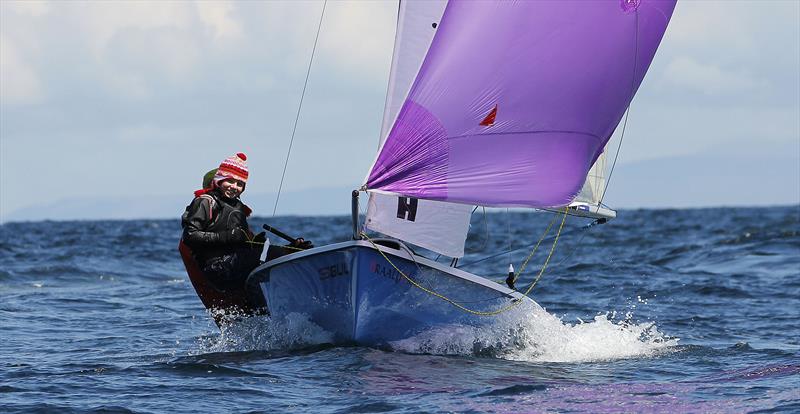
[516,207,569,293]
[479,206,489,252]
[272,0,327,217]
[553,223,593,267]
[463,206,490,257]
[602,104,630,207]
[492,217,600,284]
[376,1,403,150]
[458,215,582,269]
[511,211,559,285]
[548,14,641,277]
[506,208,511,265]
[599,10,640,209]
[360,207,569,316]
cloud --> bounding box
[195,1,243,41]
[320,1,396,82]
[1,0,797,220]
[667,1,758,57]
[3,0,50,17]
[614,103,799,166]
[1,1,395,107]
[115,122,195,144]
[70,1,195,56]
[100,25,203,97]
[662,56,769,96]
[642,0,797,107]
[0,35,44,105]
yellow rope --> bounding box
[360,207,570,316]
[280,245,307,251]
[517,207,569,297]
[509,211,559,284]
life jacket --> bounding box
[182,189,253,264]
[204,193,248,234]
[192,187,252,221]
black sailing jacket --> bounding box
[181,189,258,285]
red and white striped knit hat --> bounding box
[213,153,249,189]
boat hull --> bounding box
[178,240,257,326]
[245,240,527,346]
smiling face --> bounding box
[218,178,245,199]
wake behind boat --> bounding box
[181,0,676,346]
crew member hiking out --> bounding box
[181,153,314,294]
[181,153,265,291]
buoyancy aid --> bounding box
[181,189,253,265]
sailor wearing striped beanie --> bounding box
[181,151,263,293]
[213,152,249,191]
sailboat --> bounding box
[184,0,677,345]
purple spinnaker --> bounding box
[366,0,676,208]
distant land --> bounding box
[1,186,357,223]
[2,154,798,223]
[606,154,799,209]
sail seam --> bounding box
[447,130,602,142]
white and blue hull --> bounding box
[245,240,528,346]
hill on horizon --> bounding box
[2,153,798,223]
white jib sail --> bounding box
[566,148,617,219]
[365,0,473,258]
[574,151,608,206]
[366,193,473,258]
[377,0,448,147]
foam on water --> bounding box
[390,302,678,362]
[196,301,677,363]
[196,311,334,354]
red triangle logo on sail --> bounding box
[480,104,498,126]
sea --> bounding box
[1,206,798,413]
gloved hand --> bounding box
[217,228,247,244]
[251,231,267,244]
[289,237,313,249]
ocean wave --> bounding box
[387,304,678,363]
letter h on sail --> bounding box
[396,197,419,221]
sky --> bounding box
[1,0,798,222]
